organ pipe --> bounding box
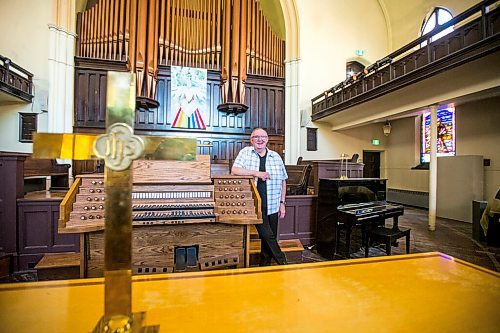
[76,0,285,106]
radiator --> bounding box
[387,188,429,208]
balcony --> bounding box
[0,55,33,104]
[311,0,500,126]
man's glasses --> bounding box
[251,135,268,139]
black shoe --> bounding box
[259,260,272,267]
[277,255,288,265]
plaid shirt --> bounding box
[233,146,288,215]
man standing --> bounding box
[232,128,288,265]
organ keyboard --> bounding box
[65,179,217,230]
[58,156,262,277]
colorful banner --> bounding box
[171,66,207,129]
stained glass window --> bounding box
[421,108,455,163]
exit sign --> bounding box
[356,49,364,56]
[372,139,380,145]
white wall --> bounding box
[384,116,429,191]
[295,0,390,159]
[300,122,388,162]
[381,0,479,51]
[384,97,500,199]
[457,97,500,200]
[0,0,52,153]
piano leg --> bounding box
[406,233,411,254]
[345,227,352,258]
[364,236,370,258]
[334,223,341,255]
[391,216,400,247]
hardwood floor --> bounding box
[303,206,500,272]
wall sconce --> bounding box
[383,120,392,136]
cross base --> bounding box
[91,312,159,333]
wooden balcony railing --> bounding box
[0,54,34,103]
[311,0,500,121]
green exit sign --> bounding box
[372,139,380,145]
[356,49,364,56]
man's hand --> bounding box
[279,203,286,218]
[255,171,270,181]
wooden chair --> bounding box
[24,156,70,189]
[285,164,312,195]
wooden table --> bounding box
[0,252,498,332]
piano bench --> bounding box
[364,227,411,257]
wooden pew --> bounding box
[285,164,312,195]
[24,156,70,189]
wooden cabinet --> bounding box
[17,197,79,271]
[1,153,78,273]
[0,153,26,271]
[279,195,317,246]
[301,160,364,194]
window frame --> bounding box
[420,7,454,46]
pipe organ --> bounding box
[59,156,262,277]
[77,0,285,106]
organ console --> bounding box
[59,156,262,277]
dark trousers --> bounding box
[256,212,287,266]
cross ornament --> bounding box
[33,71,196,332]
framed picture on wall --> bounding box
[307,127,317,151]
[19,113,37,143]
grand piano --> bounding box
[316,178,404,258]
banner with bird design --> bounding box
[171,66,207,129]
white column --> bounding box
[47,24,76,184]
[428,104,438,231]
[47,24,76,134]
[284,58,300,165]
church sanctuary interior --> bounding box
[0,0,499,332]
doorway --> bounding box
[363,151,380,178]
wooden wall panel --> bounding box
[279,195,317,246]
[74,60,285,169]
[75,63,284,134]
[75,69,109,128]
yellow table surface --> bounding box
[0,252,499,333]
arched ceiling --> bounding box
[76,0,88,13]
[378,0,479,50]
[259,0,286,40]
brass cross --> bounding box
[33,71,196,332]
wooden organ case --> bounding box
[59,156,262,277]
